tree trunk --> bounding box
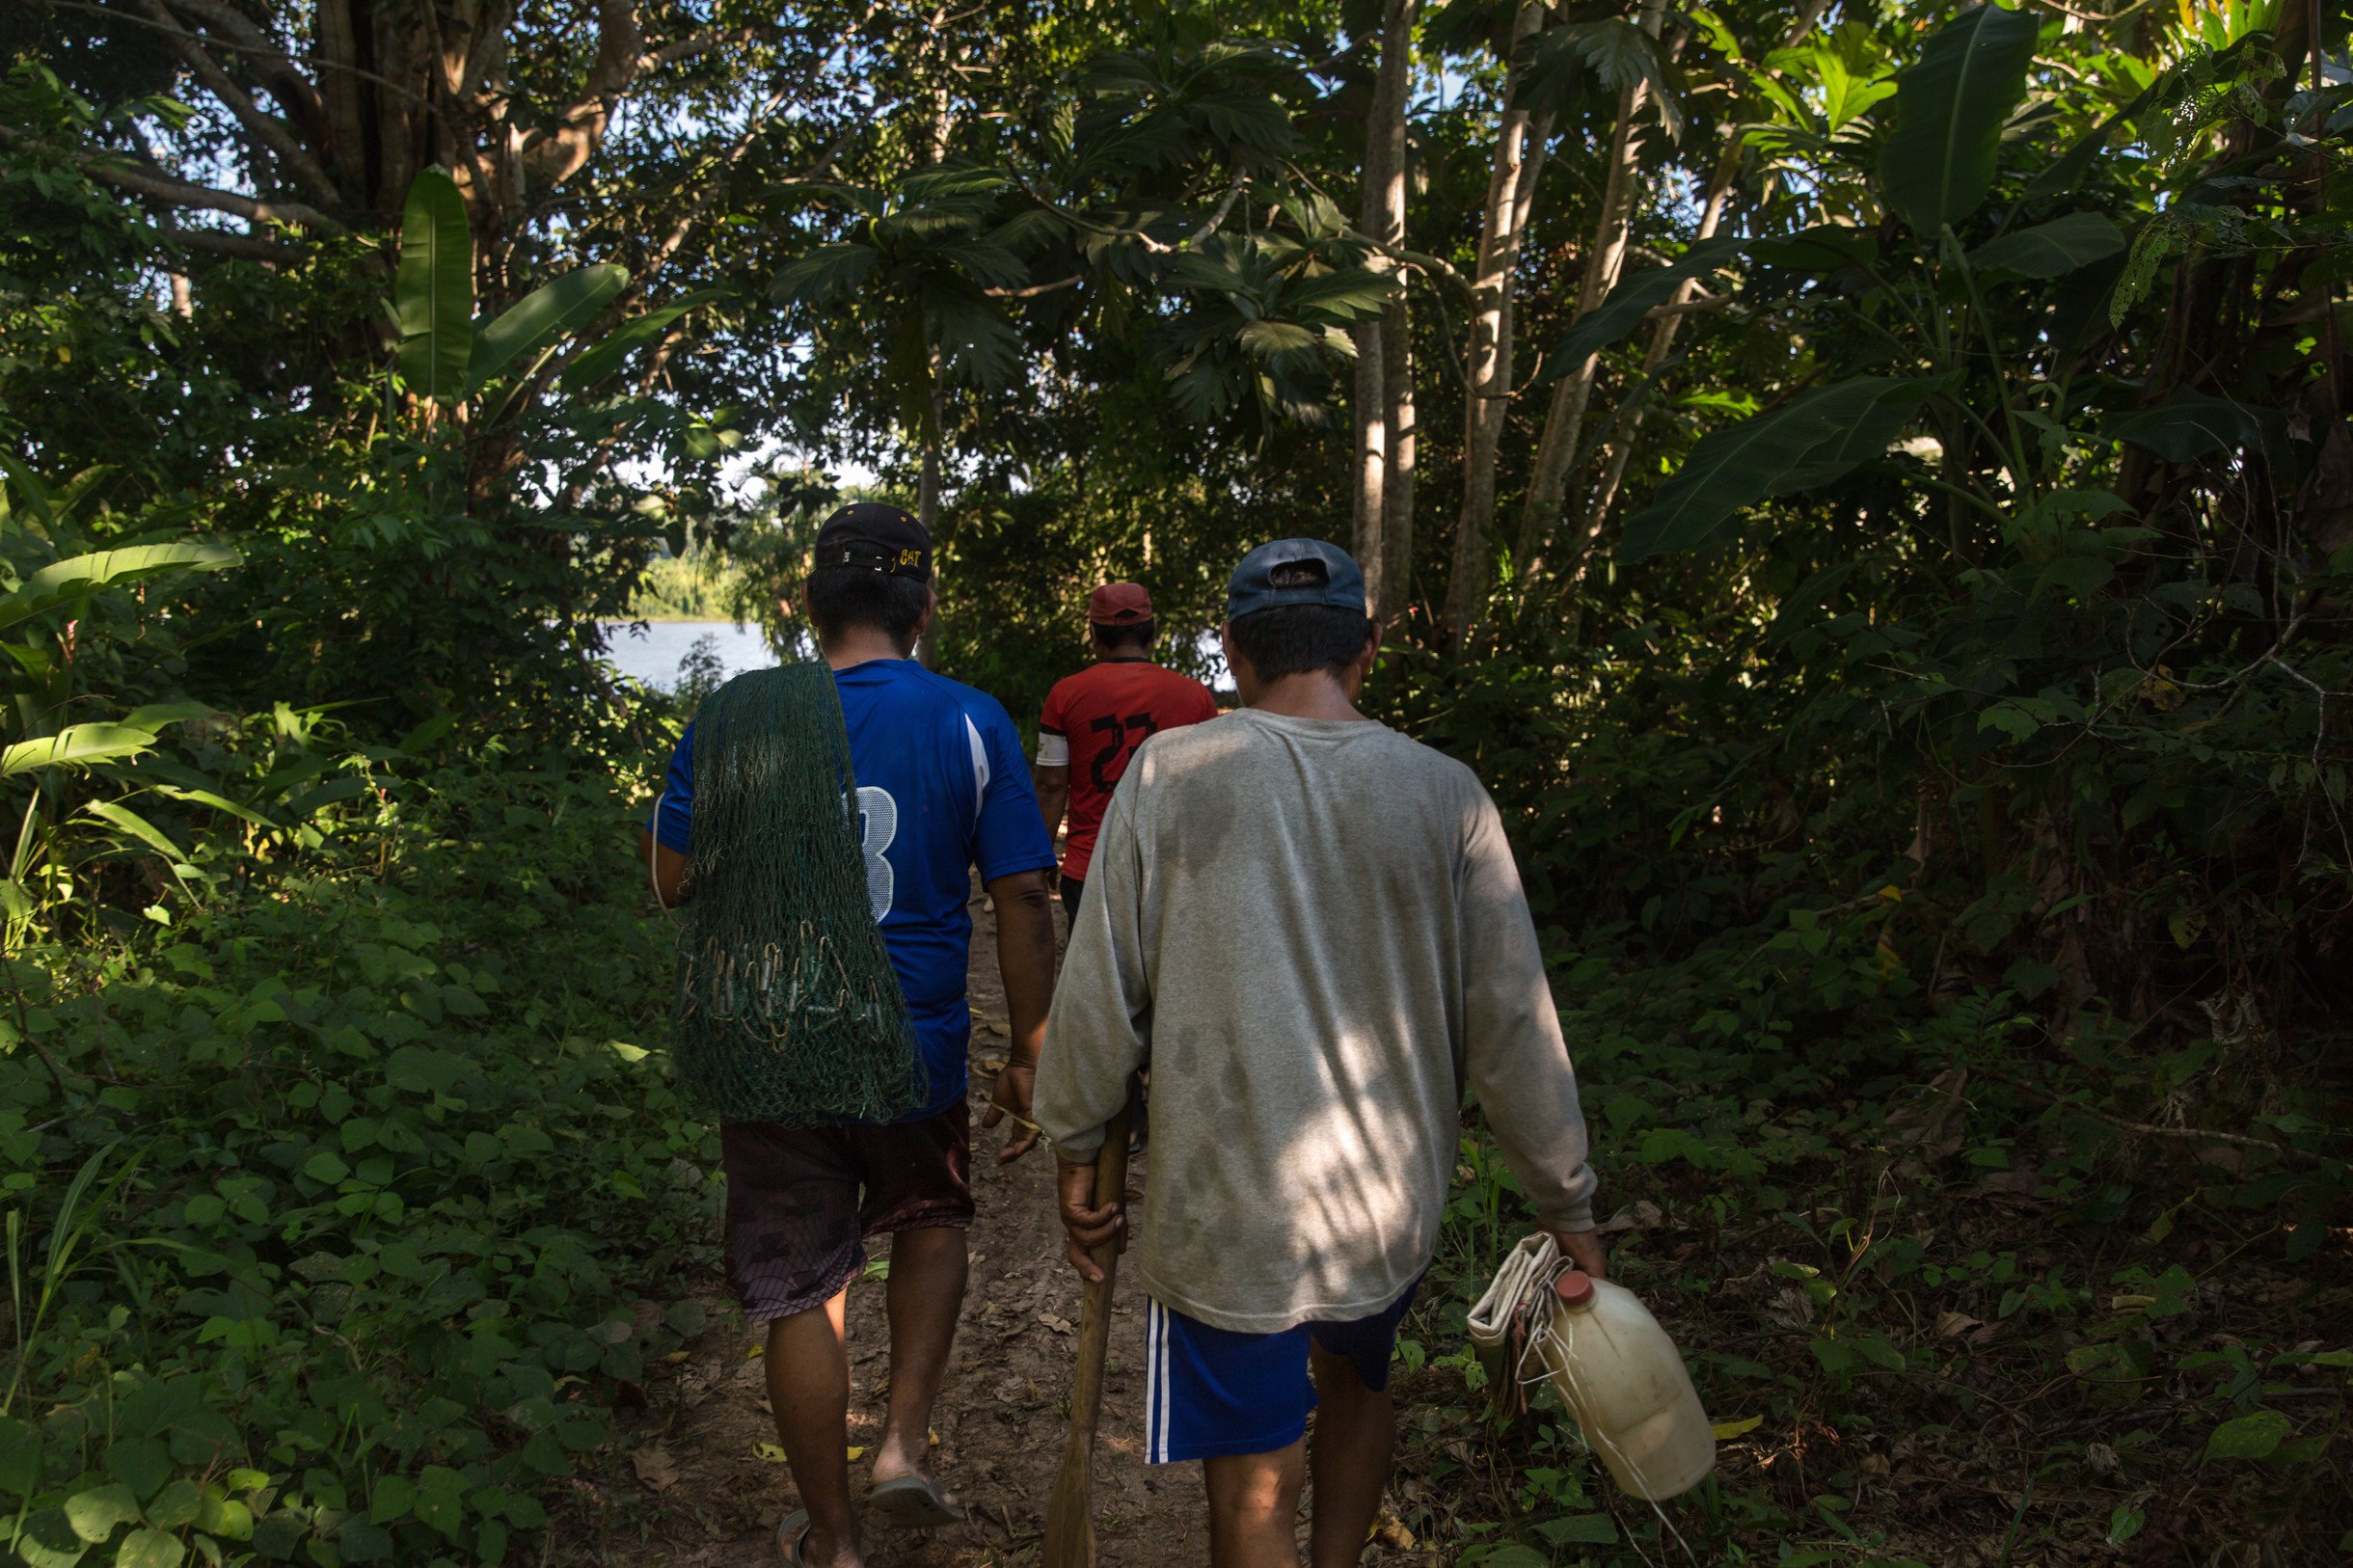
[913,383,944,668]
[1509,43,1659,596]
[1350,311,1388,573]
[1567,172,1727,622]
[1352,0,1417,604]
[1379,289,1415,622]
[1445,0,1552,643]
[1575,0,1834,597]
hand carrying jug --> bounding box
[1468,1233,1715,1500]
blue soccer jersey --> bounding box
[649,658,1058,1122]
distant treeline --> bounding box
[628,554,748,623]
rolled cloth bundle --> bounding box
[671,662,928,1125]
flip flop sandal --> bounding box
[868,1473,965,1529]
[775,1510,814,1565]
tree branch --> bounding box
[1641,295,1730,320]
[986,273,1083,299]
[47,0,433,109]
[154,222,303,261]
[140,0,342,209]
[0,124,343,231]
[519,0,645,187]
[157,0,327,133]
[644,23,757,69]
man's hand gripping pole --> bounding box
[1041,1088,1137,1568]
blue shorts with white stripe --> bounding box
[1142,1279,1423,1464]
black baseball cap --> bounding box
[1226,538,1366,620]
[813,501,932,581]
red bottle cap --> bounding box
[1555,1270,1596,1309]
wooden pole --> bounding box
[1041,1097,1137,1568]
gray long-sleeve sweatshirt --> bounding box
[1033,707,1598,1335]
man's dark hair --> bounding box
[803,566,931,653]
[1093,618,1155,654]
[1228,606,1371,681]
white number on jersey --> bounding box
[856,785,898,920]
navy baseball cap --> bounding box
[1226,538,1367,621]
[814,501,932,581]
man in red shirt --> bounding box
[1035,582,1220,919]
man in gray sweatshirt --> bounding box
[1034,538,1607,1568]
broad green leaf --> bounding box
[1816,50,1897,131]
[1190,90,1299,154]
[0,879,32,925]
[1474,1549,1549,1568]
[81,800,187,865]
[1853,1335,1907,1370]
[198,1494,254,1540]
[558,290,723,389]
[0,541,240,635]
[1809,1337,1860,1373]
[106,1431,173,1497]
[141,1479,200,1529]
[0,1414,41,1495]
[66,1482,142,1543]
[151,785,280,831]
[1712,1415,1763,1439]
[370,1474,416,1525]
[1236,320,1321,361]
[416,1465,468,1540]
[470,263,629,389]
[2205,1408,2291,1461]
[115,1529,185,1568]
[338,1516,394,1562]
[0,451,57,531]
[1772,377,1945,492]
[1557,20,1682,137]
[1545,1514,1619,1544]
[1533,237,1744,383]
[121,702,216,731]
[1747,224,1879,275]
[771,243,879,308]
[395,167,474,402]
[932,238,1029,291]
[1878,5,2041,231]
[2105,392,2260,462]
[0,723,163,779]
[1281,270,1396,324]
[1618,378,1914,561]
[1967,212,2126,278]
[14,1507,87,1568]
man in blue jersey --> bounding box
[637,503,1060,1568]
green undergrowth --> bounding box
[0,745,715,1568]
[1402,908,2351,1566]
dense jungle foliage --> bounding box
[0,0,2347,1563]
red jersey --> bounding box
[1039,659,1219,880]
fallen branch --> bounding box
[2010,1082,2322,1161]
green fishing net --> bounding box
[671,663,928,1125]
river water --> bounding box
[598,621,775,690]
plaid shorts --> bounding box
[720,1103,973,1323]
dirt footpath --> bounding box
[609,886,1212,1566]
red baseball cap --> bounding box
[1088,581,1153,625]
